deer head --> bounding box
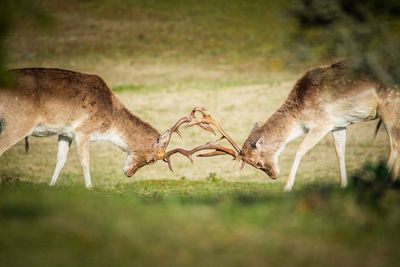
[240,124,280,179]
[121,132,169,177]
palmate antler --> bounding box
[163,107,243,171]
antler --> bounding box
[186,107,242,154]
[160,109,216,152]
[163,107,243,171]
[163,141,237,171]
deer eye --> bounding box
[251,142,257,149]
[148,158,156,164]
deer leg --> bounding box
[0,119,35,158]
[75,134,92,188]
[284,126,332,191]
[332,128,347,188]
[49,135,73,186]
[388,124,400,180]
[385,127,398,173]
[391,158,400,180]
[0,134,23,158]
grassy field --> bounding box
[1,176,400,267]
[1,0,399,266]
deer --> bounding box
[166,61,400,191]
[0,68,217,188]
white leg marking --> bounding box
[75,134,92,188]
[389,125,400,180]
[386,129,398,172]
[49,135,73,186]
[391,158,400,181]
[284,126,332,192]
[332,128,347,188]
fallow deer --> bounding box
[169,61,399,191]
[0,68,212,188]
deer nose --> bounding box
[123,167,132,177]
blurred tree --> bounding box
[0,0,52,86]
[292,0,400,86]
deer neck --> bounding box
[106,107,160,153]
[260,110,304,159]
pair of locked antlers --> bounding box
[162,107,244,171]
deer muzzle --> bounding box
[123,162,144,177]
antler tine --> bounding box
[169,116,190,136]
[162,108,218,150]
[160,116,190,153]
[185,107,242,154]
[163,148,194,172]
[163,142,238,171]
[196,122,216,135]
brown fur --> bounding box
[241,61,400,190]
[3,68,160,146]
[0,68,164,187]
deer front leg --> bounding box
[75,134,92,188]
[332,128,347,188]
[284,126,332,192]
[49,135,73,186]
[386,128,398,173]
[388,124,400,180]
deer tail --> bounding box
[0,118,4,135]
[25,137,29,155]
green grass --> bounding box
[7,0,299,74]
[1,174,400,267]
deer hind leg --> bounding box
[379,116,399,178]
[385,127,398,173]
[0,116,35,158]
[49,135,73,186]
[75,134,92,188]
[388,123,400,180]
[284,126,332,191]
[332,128,347,188]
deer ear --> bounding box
[251,122,259,133]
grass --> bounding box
[0,175,400,267]
[7,0,297,69]
[1,0,399,266]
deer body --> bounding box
[0,68,170,188]
[240,62,399,191]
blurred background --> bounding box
[1,1,400,266]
